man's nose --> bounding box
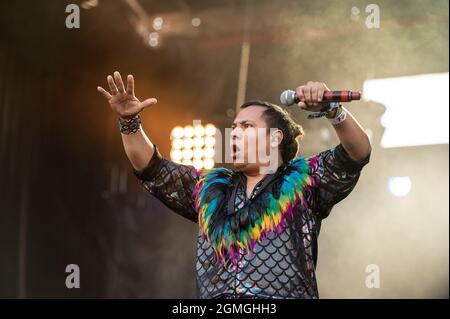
[230,127,243,139]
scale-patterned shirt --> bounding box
[134,144,369,299]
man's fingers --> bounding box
[97,86,112,100]
[317,85,325,102]
[107,75,119,95]
[126,74,134,95]
[311,86,319,105]
[296,86,305,102]
[304,86,312,103]
[297,101,307,109]
[114,71,125,93]
[296,82,329,109]
[140,98,158,110]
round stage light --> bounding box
[205,136,215,147]
[388,176,412,197]
[170,149,183,162]
[203,148,215,158]
[194,125,205,137]
[193,148,204,159]
[194,137,205,148]
[183,149,194,160]
[193,159,203,169]
[171,126,184,139]
[171,138,184,150]
[183,125,195,138]
[183,138,194,149]
[203,158,214,169]
[205,124,216,136]
[181,159,193,166]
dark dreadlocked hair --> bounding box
[239,100,305,163]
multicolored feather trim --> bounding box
[194,156,318,267]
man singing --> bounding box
[97,71,371,299]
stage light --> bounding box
[363,72,449,148]
[183,137,194,149]
[81,0,98,10]
[203,158,214,169]
[172,138,184,150]
[203,148,215,158]
[182,159,193,166]
[148,32,159,47]
[149,32,159,40]
[192,17,201,27]
[193,148,204,159]
[170,149,183,162]
[153,17,163,30]
[184,125,195,138]
[205,136,215,147]
[194,137,205,148]
[148,39,158,47]
[170,123,217,169]
[205,124,216,136]
[193,159,203,169]
[194,125,205,137]
[388,176,412,197]
[183,149,194,160]
[171,126,184,139]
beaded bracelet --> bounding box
[119,114,141,135]
[306,102,341,120]
[327,106,348,125]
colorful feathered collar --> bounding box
[193,156,318,267]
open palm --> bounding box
[97,71,157,119]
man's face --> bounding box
[230,105,280,174]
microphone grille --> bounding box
[280,90,296,106]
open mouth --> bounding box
[231,144,240,158]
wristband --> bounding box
[119,114,141,135]
[327,107,347,125]
[307,102,341,120]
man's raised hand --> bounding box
[295,81,330,112]
[97,71,157,119]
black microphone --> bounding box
[280,89,361,106]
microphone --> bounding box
[280,89,361,106]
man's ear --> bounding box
[270,130,283,147]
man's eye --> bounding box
[244,123,252,128]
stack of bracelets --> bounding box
[119,114,141,135]
[306,101,348,125]
[325,105,347,125]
